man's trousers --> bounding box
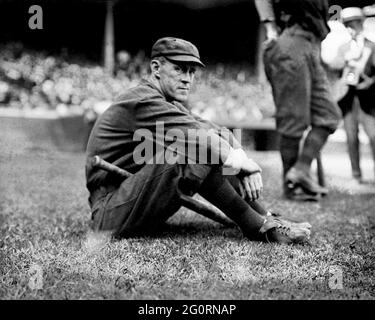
[263,24,341,139]
[339,87,375,179]
[89,164,222,239]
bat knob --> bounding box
[92,155,101,167]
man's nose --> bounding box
[180,71,192,83]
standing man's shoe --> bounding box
[286,167,328,196]
[283,185,321,202]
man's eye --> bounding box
[174,66,183,73]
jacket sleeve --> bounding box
[362,40,375,78]
[255,0,276,22]
[370,42,375,77]
[134,97,233,165]
[174,100,243,150]
[189,112,243,150]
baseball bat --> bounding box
[91,156,235,227]
[92,155,131,179]
[316,153,326,187]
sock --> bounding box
[280,135,300,178]
[198,170,266,239]
[226,175,270,216]
[249,200,270,216]
[295,126,331,173]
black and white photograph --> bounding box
[0,0,374,304]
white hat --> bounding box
[364,17,375,42]
[341,7,365,23]
[363,5,375,17]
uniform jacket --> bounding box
[85,79,240,192]
[255,0,330,40]
[363,38,375,78]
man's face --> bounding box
[345,19,364,36]
[155,58,197,102]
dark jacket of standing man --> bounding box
[255,0,341,201]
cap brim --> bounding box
[343,15,365,22]
[166,55,205,68]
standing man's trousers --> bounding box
[338,86,375,179]
[263,25,341,138]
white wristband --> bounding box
[223,148,248,171]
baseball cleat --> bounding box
[285,167,328,196]
[259,216,311,245]
[283,185,321,202]
[272,216,312,231]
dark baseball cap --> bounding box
[151,37,205,68]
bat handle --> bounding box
[179,192,236,227]
[92,156,132,179]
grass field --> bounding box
[0,124,374,300]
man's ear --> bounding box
[151,60,161,78]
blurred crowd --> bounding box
[0,43,144,116]
[0,42,273,122]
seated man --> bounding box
[85,37,311,244]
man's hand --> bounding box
[241,172,263,202]
[223,148,263,200]
[357,74,375,90]
[240,157,262,176]
[265,21,278,41]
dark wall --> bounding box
[0,0,106,61]
[328,0,374,7]
[114,1,260,64]
[0,0,260,64]
[1,0,374,64]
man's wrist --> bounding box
[262,19,276,24]
[223,148,247,170]
[261,21,278,42]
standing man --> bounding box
[85,37,311,244]
[255,0,341,201]
[338,7,375,184]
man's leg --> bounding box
[91,163,269,240]
[197,168,266,239]
[278,135,322,200]
[293,126,332,175]
[90,162,310,243]
[342,98,361,180]
[359,108,375,181]
[263,31,322,199]
[357,85,375,181]
[224,175,269,215]
[279,135,300,178]
[91,163,187,238]
[196,168,311,243]
[286,44,341,195]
